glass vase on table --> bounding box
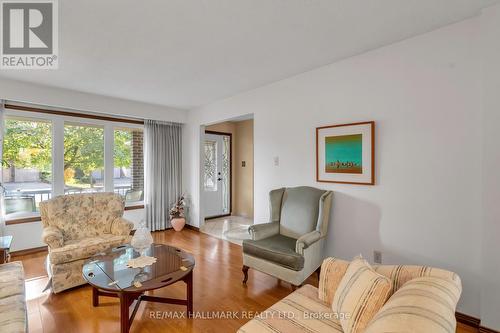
[130,220,153,257]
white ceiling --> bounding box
[1,0,497,110]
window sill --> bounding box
[124,204,145,211]
[5,204,145,225]
[5,216,41,225]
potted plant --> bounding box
[169,195,186,231]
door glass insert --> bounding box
[204,140,217,191]
[222,136,230,213]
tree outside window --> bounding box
[2,117,144,218]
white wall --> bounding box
[185,18,484,317]
[0,78,187,123]
[480,4,500,330]
[5,222,45,252]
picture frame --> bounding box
[316,121,375,185]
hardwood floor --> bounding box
[13,229,478,333]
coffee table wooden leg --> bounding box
[92,287,99,307]
[119,293,130,333]
[185,271,193,317]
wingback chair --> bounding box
[242,186,333,287]
[40,193,134,293]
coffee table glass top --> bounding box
[83,244,195,292]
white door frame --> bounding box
[203,130,232,219]
[197,114,254,229]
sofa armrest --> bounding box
[248,222,279,240]
[111,217,134,236]
[41,226,64,249]
[296,230,322,254]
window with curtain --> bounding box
[1,111,145,221]
[2,117,52,219]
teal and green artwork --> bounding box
[325,134,362,174]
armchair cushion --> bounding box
[41,226,64,249]
[295,230,322,254]
[111,217,134,236]
[248,222,279,241]
[48,234,128,265]
[269,188,285,222]
[242,234,304,271]
[40,193,125,241]
[279,186,327,239]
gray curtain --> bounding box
[144,120,182,231]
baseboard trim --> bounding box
[480,326,500,333]
[185,224,200,232]
[205,214,231,220]
[456,312,500,333]
[456,312,481,328]
[11,246,48,257]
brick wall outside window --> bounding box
[132,130,144,191]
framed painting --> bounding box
[316,121,375,185]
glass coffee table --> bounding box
[83,243,195,333]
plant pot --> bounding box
[171,217,186,231]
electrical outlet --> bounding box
[274,156,279,166]
[373,251,382,264]
[242,161,246,167]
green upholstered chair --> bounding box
[242,186,333,287]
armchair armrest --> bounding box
[111,217,134,236]
[248,222,279,240]
[41,226,64,249]
[296,230,322,254]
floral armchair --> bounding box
[40,192,134,293]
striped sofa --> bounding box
[238,257,462,333]
[0,261,26,333]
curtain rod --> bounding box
[144,118,183,126]
[4,102,144,125]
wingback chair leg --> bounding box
[242,265,249,284]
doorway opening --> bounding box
[203,130,232,219]
[200,115,254,244]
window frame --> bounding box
[3,109,144,225]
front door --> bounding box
[203,132,231,218]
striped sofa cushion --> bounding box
[365,276,461,333]
[238,284,344,333]
[373,264,462,295]
[332,257,392,333]
[0,262,26,333]
[318,257,349,304]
